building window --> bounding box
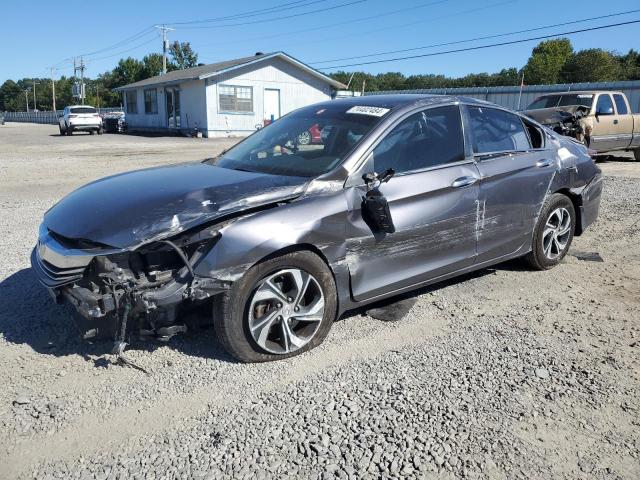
[144,89,158,114]
[219,85,253,113]
[126,90,138,114]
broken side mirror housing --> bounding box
[361,169,396,234]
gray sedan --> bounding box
[32,95,603,362]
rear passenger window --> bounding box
[373,105,465,174]
[468,106,531,153]
[613,94,628,115]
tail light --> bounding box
[69,114,78,118]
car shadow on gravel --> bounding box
[0,268,238,364]
[1,260,527,363]
[340,259,527,322]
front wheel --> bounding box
[525,193,575,270]
[213,251,337,362]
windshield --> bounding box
[212,103,389,177]
[527,94,594,110]
[527,96,560,109]
[557,94,594,107]
[70,107,97,114]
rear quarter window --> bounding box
[613,94,628,115]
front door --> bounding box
[466,105,557,262]
[264,88,281,122]
[166,88,181,128]
[590,93,618,151]
[346,105,480,301]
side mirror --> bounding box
[361,169,396,234]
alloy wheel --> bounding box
[542,207,571,260]
[248,268,325,354]
[297,131,311,145]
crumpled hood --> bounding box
[523,105,589,125]
[44,162,308,248]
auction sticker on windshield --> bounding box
[346,106,390,117]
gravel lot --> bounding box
[1,123,639,479]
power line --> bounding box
[194,0,450,50]
[175,0,369,29]
[169,0,330,25]
[312,8,640,65]
[318,19,640,70]
[204,0,515,55]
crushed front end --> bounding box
[31,224,227,343]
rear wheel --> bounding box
[525,193,575,270]
[97,126,104,135]
[58,125,65,136]
[213,251,337,362]
[634,148,640,161]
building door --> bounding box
[264,88,281,122]
[166,88,181,128]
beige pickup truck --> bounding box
[523,90,640,160]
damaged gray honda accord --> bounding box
[32,95,603,362]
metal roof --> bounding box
[115,52,346,91]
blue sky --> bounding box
[1,0,638,83]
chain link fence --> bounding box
[2,108,123,125]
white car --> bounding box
[58,105,103,135]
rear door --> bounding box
[345,105,480,301]
[467,105,557,263]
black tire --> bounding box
[58,125,65,136]
[97,126,104,135]
[525,193,575,270]
[634,149,640,162]
[90,130,95,135]
[66,128,73,136]
[213,251,337,363]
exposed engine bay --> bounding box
[522,105,590,140]
[33,224,229,348]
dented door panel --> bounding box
[345,163,480,302]
[475,150,557,263]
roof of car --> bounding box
[536,90,623,96]
[319,94,490,111]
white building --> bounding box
[115,52,346,137]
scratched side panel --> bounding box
[475,151,557,263]
[344,164,480,302]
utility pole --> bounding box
[154,25,174,75]
[32,80,39,111]
[50,67,57,112]
[79,57,85,104]
[24,90,29,112]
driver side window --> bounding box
[373,105,465,174]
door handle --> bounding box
[536,159,553,168]
[613,119,619,125]
[451,176,478,188]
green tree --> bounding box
[142,53,168,78]
[522,38,573,85]
[111,57,146,86]
[560,49,621,83]
[618,49,640,80]
[0,80,24,111]
[169,41,198,70]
